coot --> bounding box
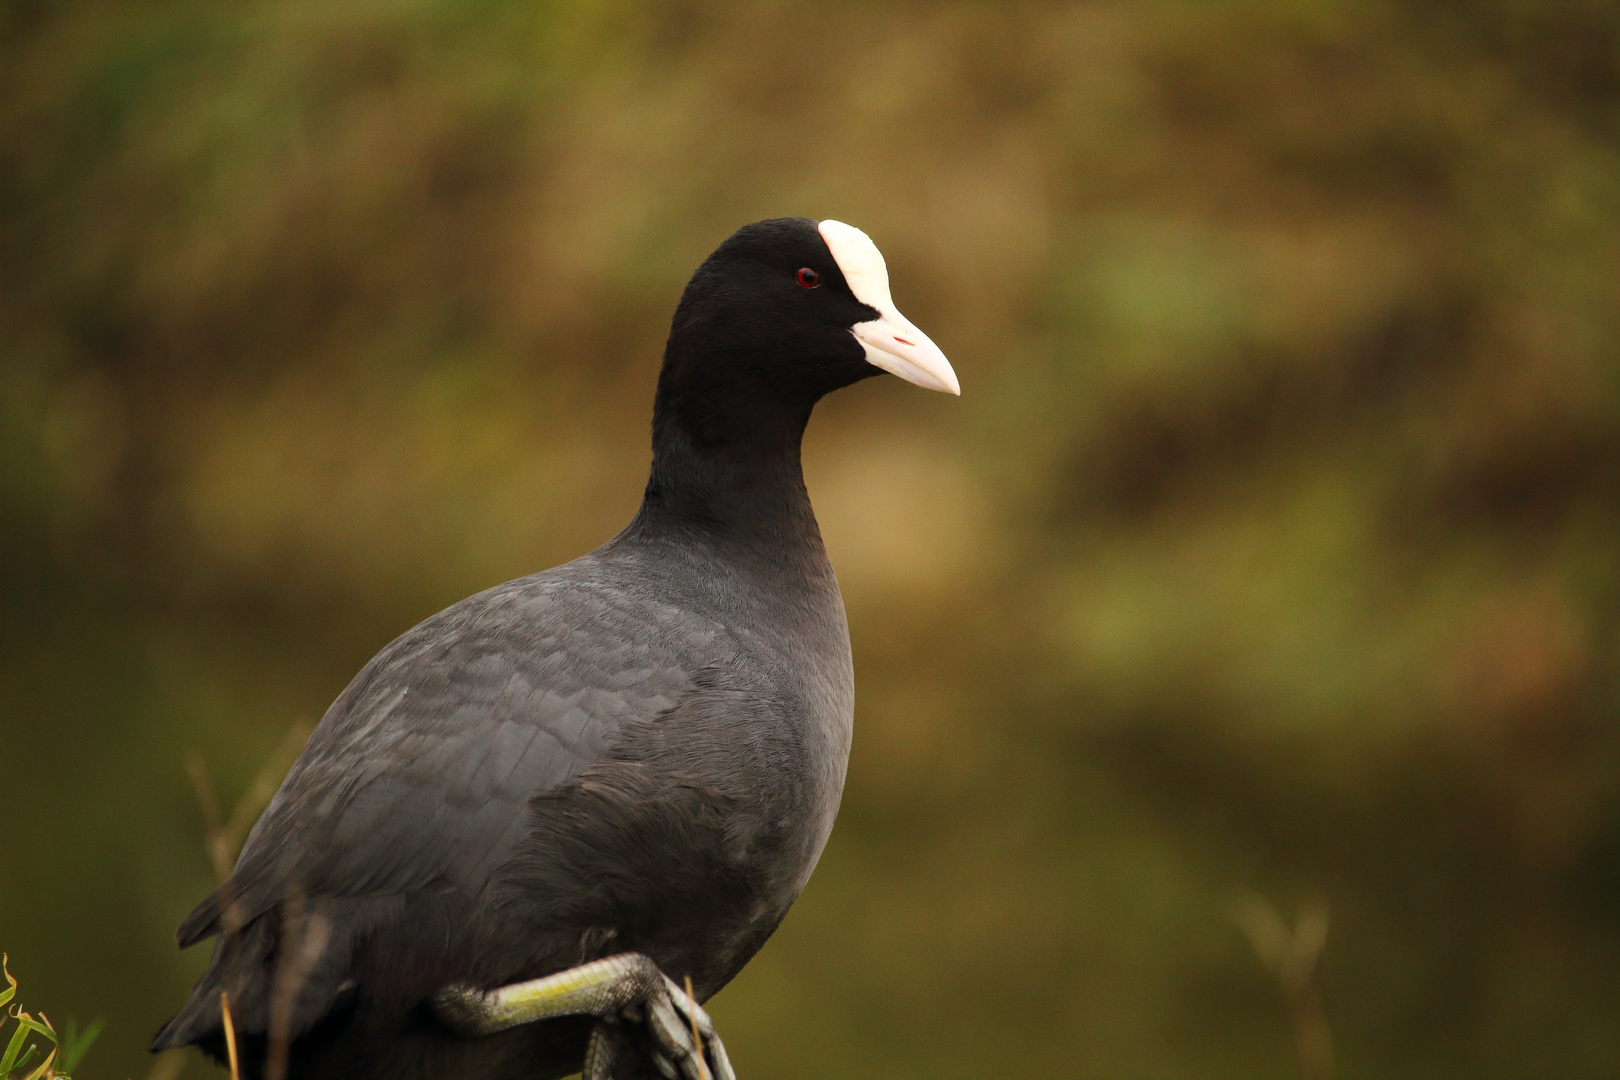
[154,217,958,1080]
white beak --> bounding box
[851,306,960,396]
[819,220,961,396]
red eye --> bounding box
[796,267,820,288]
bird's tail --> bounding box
[152,899,353,1061]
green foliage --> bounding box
[0,957,100,1080]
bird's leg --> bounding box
[582,1021,623,1080]
[433,953,735,1080]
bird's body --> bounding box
[155,217,957,1080]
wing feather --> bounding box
[158,564,711,1047]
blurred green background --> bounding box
[4,0,1620,1077]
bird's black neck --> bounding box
[625,372,825,563]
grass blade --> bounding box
[9,1043,41,1076]
[2,1019,34,1075]
[59,1016,105,1075]
[221,992,240,1080]
[0,956,15,1011]
[19,1043,58,1080]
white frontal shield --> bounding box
[818,220,960,396]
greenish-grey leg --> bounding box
[433,953,735,1080]
[582,1021,623,1080]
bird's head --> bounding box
[659,218,959,430]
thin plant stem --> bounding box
[220,993,240,1080]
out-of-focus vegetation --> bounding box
[3,0,1619,1076]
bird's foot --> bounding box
[434,952,735,1080]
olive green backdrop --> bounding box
[4,1,1620,1077]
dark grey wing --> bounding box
[157,569,713,1047]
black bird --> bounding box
[153,217,959,1080]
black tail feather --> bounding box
[176,887,225,949]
